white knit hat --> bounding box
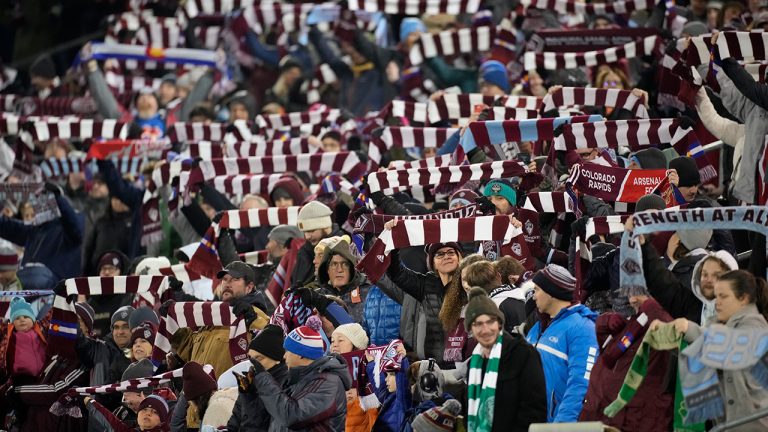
[332,323,369,350]
[134,256,171,276]
[297,201,333,232]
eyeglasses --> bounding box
[434,250,457,260]
[329,261,351,270]
[602,80,620,88]
[471,318,498,329]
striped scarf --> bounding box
[0,94,97,117]
[255,108,340,130]
[542,87,649,119]
[70,363,213,395]
[518,0,654,15]
[20,118,129,143]
[523,35,660,71]
[187,207,300,279]
[353,203,482,234]
[85,42,219,69]
[686,32,768,65]
[467,334,503,432]
[186,139,321,159]
[266,238,305,307]
[106,12,186,49]
[167,121,251,143]
[208,173,284,196]
[409,26,494,66]
[347,0,481,15]
[358,215,523,282]
[269,288,314,334]
[39,156,145,180]
[567,163,668,204]
[0,183,60,225]
[152,301,249,364]
[369,126,457,168]
[553,118,690,153]
[387,154,455,170]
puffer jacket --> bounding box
[579,299,674,431]
[363,283,402,346]
[227,362,289,432]
[526,304,599,423]
[317,241,372,324]
[254,354,352,432]
[346,397,378,432]
[642,243,738,325]
[372,358,411,432]
[384,249,448,362]
[683,304,768,432]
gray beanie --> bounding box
[111,306,135,327]
[678,229,713,251]
[121,359,155,394]
[129,306,159,330]
[635,194,667,212]
[268,224,304,246]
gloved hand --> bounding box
[159,300,175,317]
[229,298,257,328]
[474,196,497,215]
[212,211,225,224]
[678,115,696,130]
[570,215,590,240]
[44,182,62,197]
[167,276,184,292]
[233,369,254,394]
[296,287,332,313]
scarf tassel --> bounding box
[683,384,725,425]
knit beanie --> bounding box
[0,241,18,271]
[635,194,666,212]
[682,21,709,37]
[268,224,304,246]
[96,250,128,274]
[131,321,157,346]
[249,324,286,361]
[75,302,95,334]
[129,306,159,329]
[677,229,713,251]
[426,242,462,271]
[483,178,517,206]
[270,176,304,206]
[29,55,56,80]
[449,189,479,208]
[631,148,667,170]
[122,358,155,381]
[139,395,170,422]
[464,287,505,332]
[111,306,135,327]
[297,201,333,232]
[134,256,171,276]
[411,399,462,432]
[532,264,576,301]
[9,297,36,322]
[479,60,510,93]
[669,156,701,188]
[182,362,217,401]
[332,323,369,350]
[400,17,426,41]
[284,326,325,360]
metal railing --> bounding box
[710,407,768,432]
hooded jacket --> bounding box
[253,354,352,432]
[363,284,402,346]
[317,240,371,323]
[227,362,289,431]
[372,358,411,432]
[291,224,347,288]
[642,243,738,325]
[488,285,528,333]
[526,304,599,423]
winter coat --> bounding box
[695,87,744,194]
[175,291,269,375]
[697,60,768,203]
[488,285,527,333]
[291,224,347,288]
[684,304,768,432]
[0,322,47,382]
[579,299,674,431]
[317,240,372,324]
[583,244,634,317]
[372,358,411,432]
[0,194,83,280]
[227,362,289,432]
[526,304,599,422]
[253,354,352,432]
[642,243,738,325]
[76,333,132,411]
[201,387,239,428]
[96,159,144,260]
[670,250,708,292]
[346,398,378,432]
[16,355,89,432]
[385,249,448,362]
[82,209,134,276]
[363,284,402,346]
[464,332,548,432]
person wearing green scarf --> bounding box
[463,287,546,432]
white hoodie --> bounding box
[690,250,738,326]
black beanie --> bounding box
[669,157,700,188]
[249,324,286,361]
[30,55,56,80]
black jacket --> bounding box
[227,362,289,432]
[290,224,346,288]
[641,243,702,324]
[463,332,547,432]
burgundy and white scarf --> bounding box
[523,35,660,71]
[366,160,529,193]
[242,250,270,266]
[107,12,186,49]
[542,87,649,118]
[152,301,249,364]
[369,126,458,168]
[104,70,162,96]
[391,100,430,123]
[187,207,300,279]
[567,163,668,203]
[255,108,340,130]
[489,18,518,64]
[39,156,145,179]
[353,203,482,234]
[387,154,455,170]
[304,63,340,104]
[552,118,690,153]
[0,183,60,225]
[409,26,494,66]
[167,121,250,143]
[0,95,98,117]
[346,0,481,15]
[522,191,581,248]
[186,139,321,159]
[241,1,316,33]
[184,0,248,17]
[518,0,654,15]
[70,364,213,395]
[358,215,523,282]
[158,264,203,284]
[713,31,768,62]
[51,276,169,358]
[21,118,129,143]
[208,173,284,196]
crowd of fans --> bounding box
[1,0,768,431]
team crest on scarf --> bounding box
[621,258,641,275]
[238,337,247,351]
[512,242,522,256]
[525,219,534,235]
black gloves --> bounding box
[230,298,258,328]
[159,300,174,317]
[234,368,255,394]
[212,211,225,224]
[295,287,332,313]
[475,196,497,215]
[678,115,696,130]
[167,276,184,292]
[44,182,62,197]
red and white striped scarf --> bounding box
[428,93,541,122]
[187,207,300,279]
[70,364,212,395]
[51,276,169,358]
[186,139,321,159]
[40,156,145,179]
[713,31,768,62]
[366,160,529,193]
[353,203,482,234]
[255,108,340,130]
[387,154,455,170]
[369,126,458,168]
[542,87,649,118]
[518,0,654,15]
[183,0,248,17]
[347,0,481,15]
[152,301,249,364]
[358,215,522,282]
[21,118,129,143]
[0,95,97,117]
[305,63,340,104]
[158,264,203,284]
[167,121,246,143]
[409,26,494,66]
[105,70,162,95]
[107,12,186,49]
[523,35,660,71]
[207,173,284,196]
[553,118,690,153]
[241,1,316,33]
[522,191,580,248]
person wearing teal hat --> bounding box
[483,179,518,215]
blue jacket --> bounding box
[97,159,144,260]
[372,358,411,432]
[526,304,598,423]
[0,194,83,280]
[363,285,402,346]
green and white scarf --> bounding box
[468,334,503,432]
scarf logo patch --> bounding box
[238,337,247,351]
[621,258,642,275]
[512,243,522,256]
[525,219,534,235]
